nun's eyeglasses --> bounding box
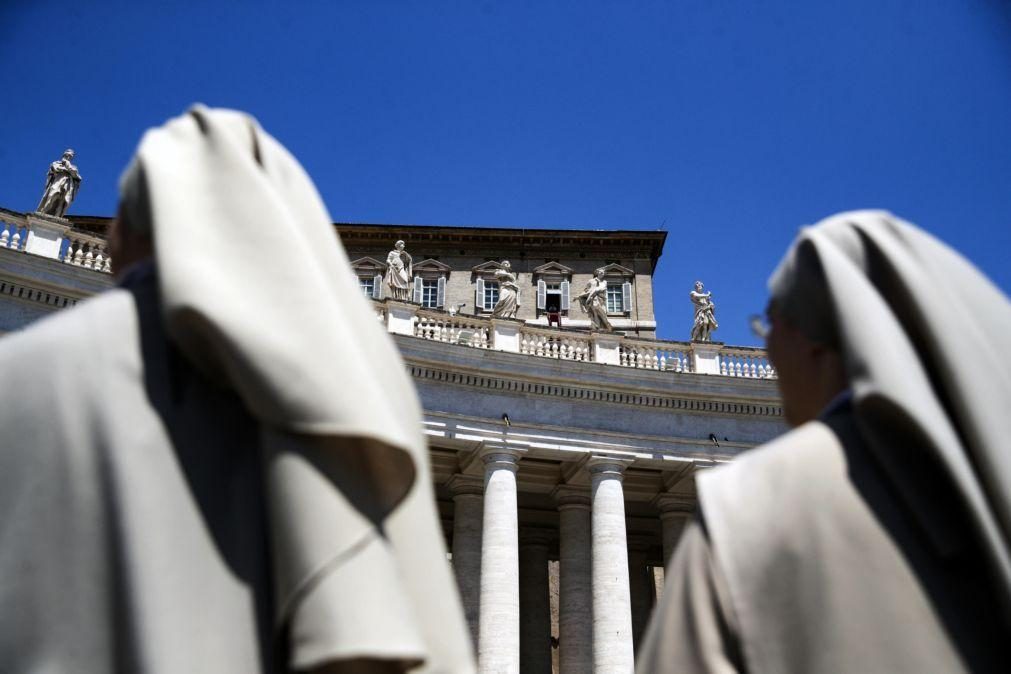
[749,314,771,340]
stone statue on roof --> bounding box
[690,280,718,342]
[37,149,82,219]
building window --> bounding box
[421,279,439,308]
[484,281,500,309]
[607,282,624,313]
[359,276,374,297]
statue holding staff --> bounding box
[37,149,82,218]
[690,280,718,341]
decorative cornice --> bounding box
[349,256,387,271]
[531,261,575,276]
[0,278,79,309]
[414,257,453,272]
[406,363,783,418]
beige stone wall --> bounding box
[346,245,658,336]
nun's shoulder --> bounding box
[697,419,852,519]
[0,289,139,397]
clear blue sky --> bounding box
[2,1,1009,345]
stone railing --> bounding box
[618,339,693,373]
[717,346,776,379]
[518,325,592,361]
[376,299,776,379]
[0,211,29,251]
[413,309,491,348]
[63,230,112,273]
[0,209,112,274]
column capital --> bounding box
[587,454,635,482]
[653,492,695,517]
[552,484,591,510]
[445,474,485,498]
[479,445,526,474]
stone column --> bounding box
[519,529,553,674]
[655,494,693,566]
[553,487,592,674]
[626,539,654,653]
[589,456,635,673]
[478,448,525,674]
[447,475,485,651]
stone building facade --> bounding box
[0,208,785,673]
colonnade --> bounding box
[447,447,693,674]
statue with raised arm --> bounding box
[384,239,413,301]
[690,280,719,341]
[492,260,520,319]
[36,149,82,218]
[575,268,613,332]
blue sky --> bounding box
[2,1,1009,345]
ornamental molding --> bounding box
[0,277,79,309]
[413,258,452,273]
[531,261,575,276]
[470,260,508,273]
[349,256,387,272]
[596,262,635,277]
[406,363,782,418]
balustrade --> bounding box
[0,219,27,250]
[63,235,112,273]
[718,347,776,379]
[414,310,490,348]
[618,341,692,373]
[519,328,591,362]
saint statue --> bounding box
[384,239,413,301]
[491,261,520,319]
[690,280,718,341]
[37,149,82,218]
[576,268,613,331]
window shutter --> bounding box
[475,277,485,310]
[436,276,446,308]
[537,279,546,310]
[413,276,423,304]
[560,280,570,310]
[373,274,383,299]
[622,281,632,313]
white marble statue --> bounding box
[37,149,82,218]
[690,280,718,342]
[384,239,413,301]
[576,268,613,332]
[492,261,520,319]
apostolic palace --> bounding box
[0,168,785,672]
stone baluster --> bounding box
[519,529,553,674]
[553,486,592,674]
[11,225,23,250]
[478,447,526,674]
[589,456,635,672]
[0,223,10,248]
[447,475,485,652]
[82,243,95,269]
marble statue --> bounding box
[492,261,520,319]
[36,149,82,218]
[576,268,613,332]
[690,280,718,342]
[385,240,413,301]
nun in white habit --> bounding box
[0,106,474,673]
[638,211,1011,673]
